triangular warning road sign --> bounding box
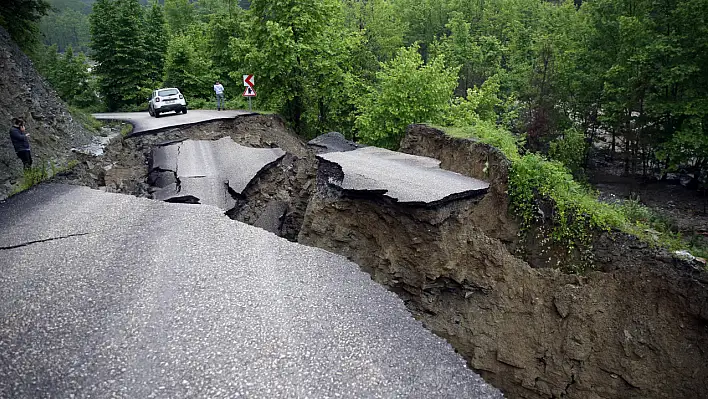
[243,86,257,97]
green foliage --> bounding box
[33,44,96,108]
[0,0,51,52]
[165,0,195,35]
[549,128,587,175]
[144,1,167,85]
[164,27,217,100]
[90,0,152,111]
[343,0,407,63]
[445,123,523,162]
[68,105,103,132]
[120,123,132,136]
[355,44,459,148]
[231,0,358,136]
[446,123,707,270]
[444,75,503,127]
[39,8,90,53]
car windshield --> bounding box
[158,89,179,97]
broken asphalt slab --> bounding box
[0,184,502,398]
[150,137,286,210]
[318,146,490,204]
[307,131,365,153]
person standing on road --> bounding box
[214,81,225,111]
[9,117,32,170]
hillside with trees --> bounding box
[2,0,707,260]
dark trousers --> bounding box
[16,150,32,169]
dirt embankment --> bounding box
[0,27,93,199]
[298,124,708,399]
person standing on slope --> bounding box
[9,117,31,170]
[214,81,225,111]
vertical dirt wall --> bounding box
[299,125,708,398]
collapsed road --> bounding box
[149,137,286,210]
[19,114,707,398]
[0,183,501,398]
[93,110,253,136]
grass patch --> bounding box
[10,160,79,196]
[69,106,103,132]
[444,123,708,270]
[120,123,133,136]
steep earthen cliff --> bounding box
[0,27,92,199]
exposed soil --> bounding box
[299,125,708,399]
[50,118,708,399]
[52,114,318,239]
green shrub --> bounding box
[355,44,459,149]
[443,124,707,271]
[120,123,133,137]
[69,106,104,132]
[549,128,587,175]
[189,98,210,110]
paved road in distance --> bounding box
[93,110,253,136]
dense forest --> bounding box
[2,0,707,259]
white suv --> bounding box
[148,88,188,117]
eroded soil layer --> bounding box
[53,115,317,240]
[299,125,708,399]
[53,117,708,398]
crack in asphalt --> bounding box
[0,232,92,250]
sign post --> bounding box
[243,74,256,111]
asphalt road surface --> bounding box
[319,147,490,204]
[0,185,502,398]
[93,110,254,136]
[151,138,285,210]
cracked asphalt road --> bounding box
[151,138,285,210]
[93,110,254,136]
[319,147,490,204]
[0,184,502,398]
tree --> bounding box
[355,43,459,148]
[144,1,167,86]
[0,0,51,52]
[34,44,95,108]
[343,0,407,63]
[164,0,195,35]
[39,8,91,53]
[164,25,217,100]
[231,0,357,136]
[90,0,152,110]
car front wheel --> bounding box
[155,110,160,118]
[182,107,187,114]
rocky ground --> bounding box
[0,27,93,199]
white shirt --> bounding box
[214,84,224,95]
